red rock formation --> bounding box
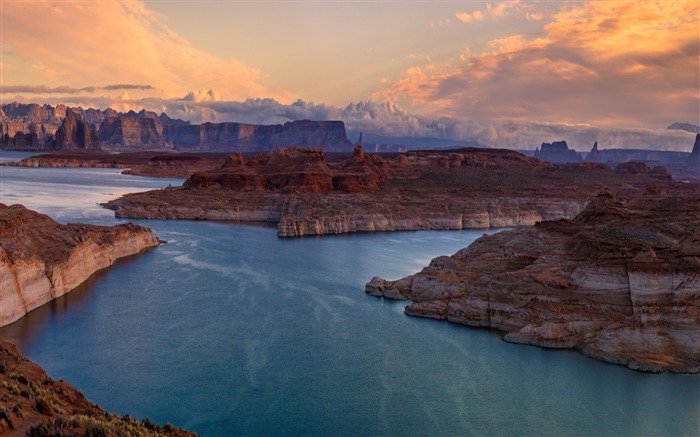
[98,116,167,150]
[54,108,100,150]
[103,147,687,238]
[366,190,700,373]
[0,203,159,327]
[184,147,334,192]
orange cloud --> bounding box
[455,1,524,24]
[1,1,292,103]
[379,0,700,128]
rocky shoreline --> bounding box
[0,203,159,327]
[102,146,675,237]
[366,190,700,373]
[0,340,194,435]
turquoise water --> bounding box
[0,154,698,436]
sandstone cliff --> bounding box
[0,340,194,435]
[98,116,167,149]
[366,190,700,373]
[162,119,352,152]
[103,146,677,237]
[0,204,159,327]
[54,108,101,150]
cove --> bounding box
[0,158,698,436]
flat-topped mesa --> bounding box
[0,203,159,327]
[162,119,353,152]
[534,140,582,164]
[54,108,101,150]
[98,116,168,150]
[365,190,700,373]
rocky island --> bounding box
[104,146,676,237]
[366,189,700,373]
[0,203,159,327]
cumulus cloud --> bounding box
[180,89,222,103]
[384,0,699,129]
[1,1,287,102]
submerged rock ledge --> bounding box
[366,190,700,373]
[0,203,159,327]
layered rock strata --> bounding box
[0,204,159,327]
[98,116,168,149]
[365,190,700,373]
[162,119,352,152]
[0,340,194,435]
[54,108,101,150]
[104,146,678,237]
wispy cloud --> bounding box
[1,84,154,95]
[456,1,524,24]
[1,1,290,102]
[381,0,699,129]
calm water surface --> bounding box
[0,152,698,436]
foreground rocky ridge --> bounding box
[366,190,700,373]
[0,340,194,435]
[0,204,159,327]
[105,146,676,237]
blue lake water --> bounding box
[0,151,698,436]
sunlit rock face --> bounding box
[0,204,159,327]
[366,190,700,373]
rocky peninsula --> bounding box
[0,203,159,327]
[3,151,230,179]
[366,189,700,373]
[0,340,194,435]
[104,146,676,237]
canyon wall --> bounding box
[0,204,159,327]
[162,119,352,152]
[365,191,700,373]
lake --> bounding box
[0,151,698,436]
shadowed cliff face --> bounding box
[366,190,700,373]
[0,204,159,327]
[162,119,353,152]
[98,117,167,149]
[54,109,101,150]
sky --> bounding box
[1,0,699,150]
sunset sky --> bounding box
[1,0,698,147]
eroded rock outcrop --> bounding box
[534,140,582,163]
[366,190,700,373]
[54,108,101,150]
[103,147,680,237]
[98,116,167,149]
[0,204,159,327]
